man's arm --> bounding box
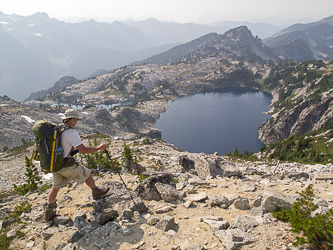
[76,143,107,154]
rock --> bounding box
[155,206,173,214]
[252,196,262,207]
[230,214,260,232]
[76,221,119,248]
[195,155,241,179]
[179,155,195,172]
[134,173,176,201]
[183,200,193,208]
[313,197,329,207]
[156,215,175,231]
[226,194,241,206]
[54,216,72,226]
[184,244,201,250]
[188,178,210,186]
[176,182,187,191]
[120,209,133,220]
[6,229,16,237]
[67,231,83,243]
[62,243,76,250]
[92,208,118,225]
[121,159,145,175]
[91,181,147,215]
[214,229,258,250]
[74,216,96,236]
[287,172,309,180]
[206,194,229,207]
[201,216,223,221]
[260,189,296,213]
[42,227,59,238]
[204,219,230,232]
[26,241,35,248]
[188,192,208,202]
[233,198,251,210]
[122,227,133,235]
[155,182,183,202]
[73,210,87,220]
[145,214,160,226]
[315,174,333,180]
[32,240,46,250]
[95,239,111,248]
[312,206,331,217]
[238,180,256,192]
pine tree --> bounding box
[13,156,42,195]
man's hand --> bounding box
[98,143,107,151]
[77,143,108,154]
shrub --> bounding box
[121,143,133,163]
[13,156,42,195]
[11,201,31,218]
[272,185,333,249]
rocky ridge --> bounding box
[258,60,333,145]
[0,97,168,152]
[0,137,332,250]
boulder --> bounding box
[156,215,175,231]
[194,155,241,179]
[188,178,210,186]
[188,192,208,202]
[287,172,309,180]
[230,214,260,232]
[206,194,229,208]
[134,173,176,201]
[260,189,296,213]
[215,229,258,250]
[204,219,230,232]
[121,159,145,175]
[91,181,147,215]
[233,198,251,210]
[91,208,118,225]
[155,182,184,202]
[145,214,160,226]
[179,155,195,172]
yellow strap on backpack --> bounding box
[50,129,57,172]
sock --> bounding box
[47,202,53,209]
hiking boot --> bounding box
[43,201,57,210]
[44,207,56,222]
[92,186,110,200]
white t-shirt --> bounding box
[61,129,83,157]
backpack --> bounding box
[32,119,74,172]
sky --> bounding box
[0,0,332,25]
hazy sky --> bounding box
[1,0,332,25]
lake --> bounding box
[154,87,272,155]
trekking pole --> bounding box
[103,149,136,205]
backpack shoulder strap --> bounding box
[59,124,73,133]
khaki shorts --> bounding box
[52,163,91,188]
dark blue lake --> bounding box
[154,87,272,155]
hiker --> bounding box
[44,109,110,221]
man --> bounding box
[44,109,110,222]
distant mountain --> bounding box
[134,33,220,65]
[264,15,333,61]
[207,21,285,39]
[25,76,80,102]
[0,13,190,101]
[33,26,278,105]
[122,18,229,46]
[138,26,278,66]
[1,11,331,101]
